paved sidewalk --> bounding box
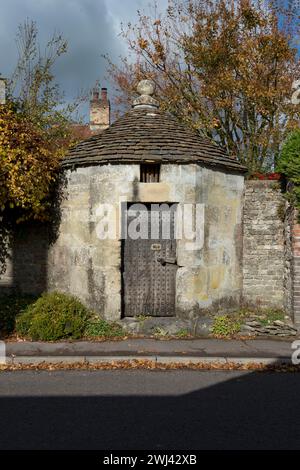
[2,338,296,366]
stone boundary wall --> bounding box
[292,215,300,327]
[284,202,293,316]
[0,223,49,296]
[242,180,287,310]
[2,178,300,327]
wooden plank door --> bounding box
[123,203,177,317]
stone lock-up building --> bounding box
[1,80,299,330]
[48,79,246,323]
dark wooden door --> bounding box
[123,203,177,317]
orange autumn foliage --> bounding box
[0,102,64,222]
[106,0,300,171]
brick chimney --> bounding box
[0,77,6,104]
[90,81,110,132]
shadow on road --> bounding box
[0,370,299,450]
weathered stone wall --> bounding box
[2,171,299,322]
[46,163,244,320]
[169,166,244,317]
[284,202,293,316]
[242,180,286,309]
[47,164,130,320]
[0,163,244,320]
[0,223,49,296]
[291,215,300,327]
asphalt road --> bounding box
[0,369,299,450]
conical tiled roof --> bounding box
[63,80,246,173]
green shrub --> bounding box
[0,294,36,337]
[277,129,300,214]
[212,314,241,337]
[84,317,124,338]
[16,292,92,340]
[259,308,285,326]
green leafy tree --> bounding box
[277,129,300,212]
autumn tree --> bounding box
[0,20,78,224]
[0,102,60,222]
[107,0,300,172]
[0,20,80,274]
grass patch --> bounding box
[211,308,287,338]
[84,317,125,338]
[153,326,169,337]
[175,328,191,338]
[212,314,242,338]
[258,308,285,326]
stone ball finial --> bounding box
[136,79,156,97]
[133,79,159,110]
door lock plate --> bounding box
[151,243,161,251]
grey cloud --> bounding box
[0,0,168,119]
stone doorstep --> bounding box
[119,316,213,336]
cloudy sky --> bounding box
[0,0,168,119]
